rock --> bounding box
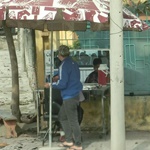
[0,142,9,147]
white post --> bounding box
[48,31,53,147]
[110,1,125,150]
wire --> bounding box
[109,17,123,35]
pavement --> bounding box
[0,123,150,150]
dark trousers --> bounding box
[58,96,82,146]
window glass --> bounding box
[54,49,109,69]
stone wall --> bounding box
[0,37,34,113]
[125,96,150,131]
[80,95,150,131]
[80,95,110,131]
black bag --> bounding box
[77,104,84,125]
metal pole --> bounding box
[48,30,53,147]
[110,1,125,150]
[101,91,105,135]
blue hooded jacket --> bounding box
[52,57,83,100]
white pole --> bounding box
[49,30,53,147]
[110,1,126,150]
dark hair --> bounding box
[58,45,70,57]
[93,58,102,66]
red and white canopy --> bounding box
[0,0,149,31]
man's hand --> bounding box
[44,83,50,88]
[52,75,59,82]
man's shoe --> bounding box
[59,141,73,147]
[67,145,83,150]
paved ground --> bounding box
[0,123,150,150]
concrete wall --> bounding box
[80,95,150,131]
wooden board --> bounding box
[0,110,17,121]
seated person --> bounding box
[84,58,102,99]
[44,74,64,141]
[85,58,102,83]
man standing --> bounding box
[45,45,83,150]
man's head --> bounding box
[57,45,70,57]
[93,58,102,71]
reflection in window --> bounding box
[54,49,109,69]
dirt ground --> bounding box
[1,120,150,150]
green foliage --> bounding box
[69,40,81,49]
[125,0,150,16]
[73,40,81,49]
